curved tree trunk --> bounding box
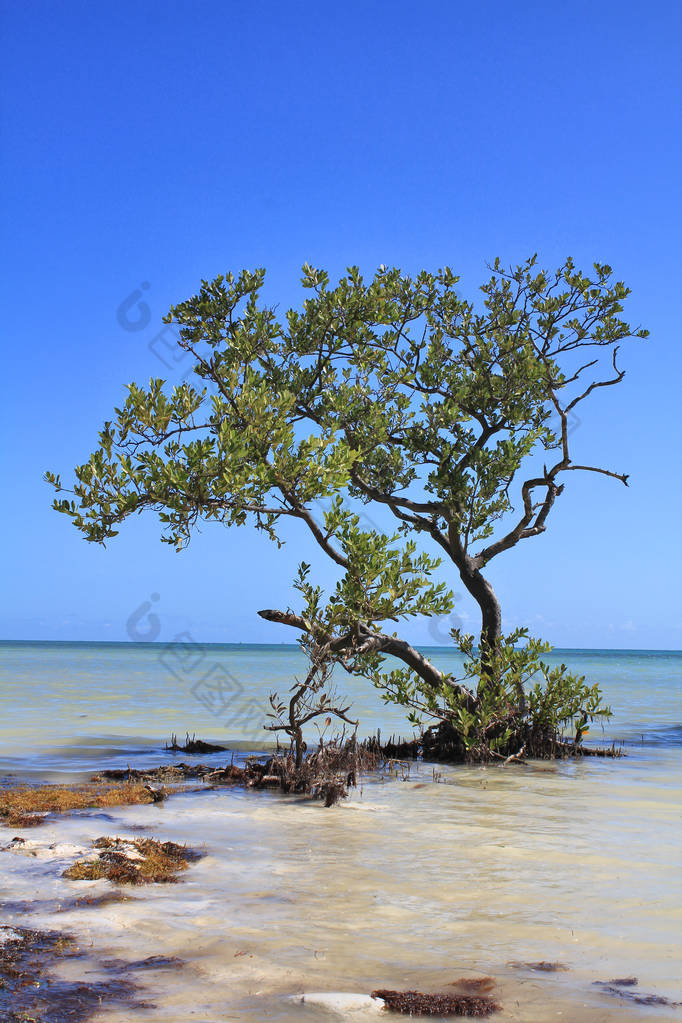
[455,564,502,650]
[454,562,527,712]
[446,524,502,651]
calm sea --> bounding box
[1,643,681,1021]
[1,641,680,776]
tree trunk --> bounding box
[446,525,501,653]
[293,726,304,769]
[455,562,527,714]
[456,564,502,651]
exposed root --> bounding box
[372,988,500,1016]
[63,836,201,885]
[263,738,383,805]
[369,724,623,765]
[501,743,528,766]
[165,731,228,754]
[95,763,218,783]
[97,737,383,807]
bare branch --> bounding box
[278,487,350,569]
[564,465,629,486]
[257,608,471,700]
[565,347,625,412]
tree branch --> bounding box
[563,465,629,485]
[257,608,471,700]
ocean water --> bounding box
[1,642,681,1021]
[1,642,680,776]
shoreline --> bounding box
[2,749,682,1021]
[2,647,680,1021]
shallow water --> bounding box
[1,643,681,1021]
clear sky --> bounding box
[1,1,680,650]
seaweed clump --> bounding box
[449,978,496,993]
[63,836,201,885]
[0,781,164,829]
[508,960,569,972]
[372,988,500,1017]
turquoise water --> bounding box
[1,643,681,1021]
[0,641,680,776]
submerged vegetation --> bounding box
[100,733,383,807]
[592,978,681,1008]
[0,925,150,1021]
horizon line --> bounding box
[1,638,680,655]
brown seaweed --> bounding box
[63,836,201,885]
[0,780,165,829]
[71,889,133,909]
[449,978,496,994]
[508,960,569,972]
[595,976,638,986]
[372,989,501,1016]
[100,954,186,972]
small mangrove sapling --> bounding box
[265,634,357,769]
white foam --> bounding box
[286,991,386,1015]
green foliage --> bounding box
[46,258,645,567]
[295,505,453,630]
[373,627,612,759]
[46,257,643,760]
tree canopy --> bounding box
[47,256,647,759]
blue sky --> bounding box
[1,1,680,649]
